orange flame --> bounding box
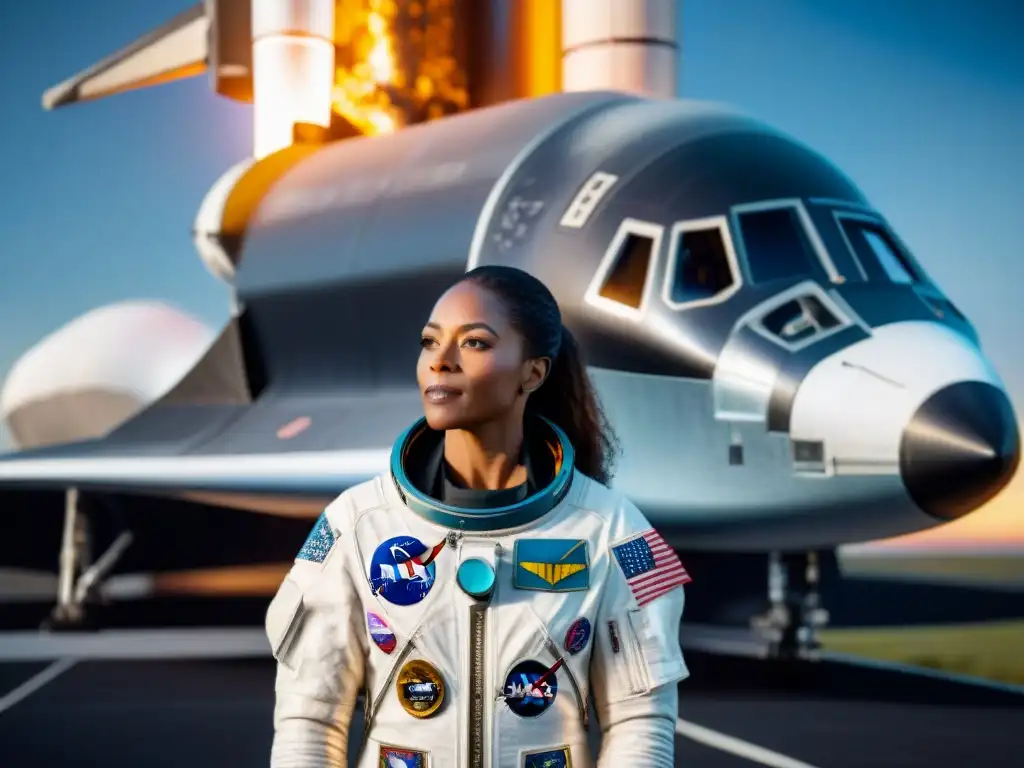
[332,0,398,136]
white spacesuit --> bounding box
[267,416,691,768]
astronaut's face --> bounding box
[417,281,544,432]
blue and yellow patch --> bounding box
[513,539,589,592]
[296,512,336,564]
[523,746,571,768]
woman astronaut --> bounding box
[266,266,691,768]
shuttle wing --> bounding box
[43,3,208,110]
[0,313,420,512]
[0,390,420,509]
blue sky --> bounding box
[0,0,1021,439]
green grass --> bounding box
[821,552,1024,686]
[840,553,1024,587]
[819,620,1024,686]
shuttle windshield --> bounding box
[735,206,819,284]
[729,200,849,285]
[835,214,922,284]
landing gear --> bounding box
[750,551,830,659]
[42,488,133,632]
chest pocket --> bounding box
[265,575,305,671]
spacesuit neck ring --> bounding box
[390,416,575,533]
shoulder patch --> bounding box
[296,512,337,563]
[610,528,690,607]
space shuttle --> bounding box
[0,0,1018,655]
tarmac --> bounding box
[0,628,1022,768]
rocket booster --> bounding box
[561,0,678,98]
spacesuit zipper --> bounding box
[468,539,497,768]
[468,602,487,768]
[546,638,588,728]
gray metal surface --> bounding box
[0,91,1015,559]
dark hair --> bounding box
[461,265,620,484]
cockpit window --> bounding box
[751,282,852,352]
[669,228,733,302]
[663,216,740,308]
[598,233,654,309]
[836,215,921,284]
[586,218,662,317]
[762,295,840,344]
[735,206,819,284]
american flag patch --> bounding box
[611,529,691,607]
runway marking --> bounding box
[0,658,77,715]
[675,717,822,768]
[0,629,270,662]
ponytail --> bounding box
[461,266,620,484]
[527,326,620,484]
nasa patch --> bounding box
[378,744,427,767]
[368,535,438,606]
[502,659,558,718]
[523,746,571,768]
[367,612,396,654]
[564,617,591,655]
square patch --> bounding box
[523,745,571,768]
[513,539,589,592]
[379,744,427,767]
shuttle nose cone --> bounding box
[900,381,1020,520]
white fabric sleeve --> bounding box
[589,496,690,768]
[267,526,366,767]
[595,684,679,767]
